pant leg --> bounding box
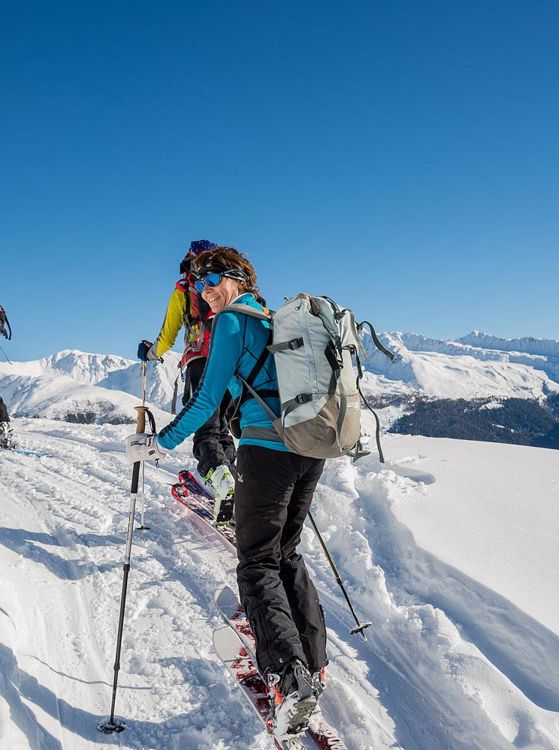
[279,458,328,673]
[184,358,235,477]
[235,445,326,675]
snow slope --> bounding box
[1,417,558,750]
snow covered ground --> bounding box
[1,417,558,750]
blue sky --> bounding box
[1,0,558,361]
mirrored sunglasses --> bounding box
[194,269,247,293]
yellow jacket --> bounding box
[149,287,187,359]
[148,280,211,363]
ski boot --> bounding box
[268,658,316,741]
[311,667,327,699]
[204,464,235,527]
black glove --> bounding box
[137,340,154,361]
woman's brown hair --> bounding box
[193,246,259,295]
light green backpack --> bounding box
[225,293,394,461]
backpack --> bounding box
[170,279,214,414]
[225,293,394,461]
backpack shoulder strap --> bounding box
[221,303,272,321]
[218,302,279,421]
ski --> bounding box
[213,624,305,750]
[215,586,347,750]
[178,468,213,499]
[170,470,237,549]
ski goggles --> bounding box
[194,269,248,293]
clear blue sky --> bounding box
[1,0,558,361]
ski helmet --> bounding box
[180,240,218,274]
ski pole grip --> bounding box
[134,405,148,434]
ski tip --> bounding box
[215,584,241,608]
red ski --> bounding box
[213,625,304,749]
[215,586,347,750]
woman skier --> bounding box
[127,246,328,741]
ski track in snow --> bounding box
[0,418,558,750]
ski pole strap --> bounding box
[358,321,394,361]
[145,408,157,433]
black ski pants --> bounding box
[235,445,328,676]
[183,357,236,478]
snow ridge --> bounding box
[361,331,559,399]
[0,351,181,421]
[458,331,559,358]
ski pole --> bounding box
[97,402,149,735]
[137,361,150,530]
[0,343,12,364]
[138,462,147,529]
[307,511,372,640]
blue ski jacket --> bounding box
[157,293,288,453]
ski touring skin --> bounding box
[170,470,237,548]
[215,586,347,750]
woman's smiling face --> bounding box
[201,275,244,313]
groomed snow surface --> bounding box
[1,418,558,750]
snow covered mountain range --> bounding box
[0,349,181,425]
[362,330,559,399]
[1,329,558,448]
